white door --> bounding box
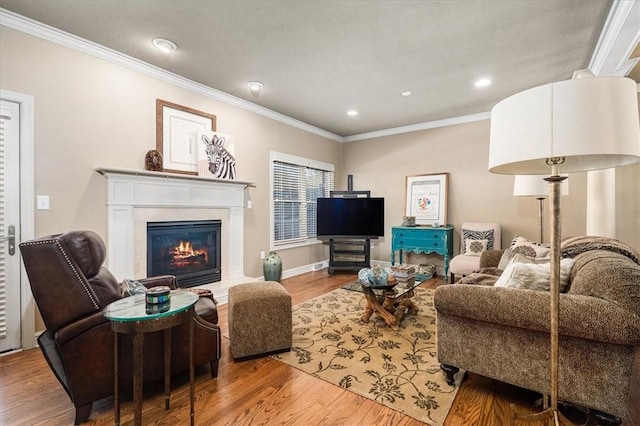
[0,100,21,353]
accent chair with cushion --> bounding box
[19,230,222,424]
[448,222,501,282]
[435,236,640,423]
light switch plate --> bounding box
[37,195,50,210]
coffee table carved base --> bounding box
[360,287,419,329]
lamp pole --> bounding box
[546,164,567,422]
[536,196,545,244]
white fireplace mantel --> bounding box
[97,167,255,300]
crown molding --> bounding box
[1,8,495,144]
[0,8,343,142]
[589,0,640,77]
[342,111,491,143]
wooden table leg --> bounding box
[190,311,195,426]
[114,332,120,426]
[133,332,144,426]
[361,289,398,329]
[164,328,171,410]
[360,305,374,322]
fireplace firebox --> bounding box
[147,220,221,288]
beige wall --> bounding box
[3,26,640,330]
[342,119,640,268]
[0,26,343,280]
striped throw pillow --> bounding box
[462,228,494,253]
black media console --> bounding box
[327,238,371,274]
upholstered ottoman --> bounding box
[228,281,292,359]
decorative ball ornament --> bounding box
[145,149,163,172]
[367,264,389,287]
[358,268,370,284]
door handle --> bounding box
[0,225,15,255]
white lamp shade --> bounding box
[489,77,640,175]
[514,175,569,197]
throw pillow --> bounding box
[497,248,517,270]
[464,238,488,256]
[462,228,495,253]
[509,253,550,265]
[494,258,576,292]
[121,279,147,297]
[510,235,551,258]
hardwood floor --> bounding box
[0,271,635,425]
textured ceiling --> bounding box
[0,0,618,137]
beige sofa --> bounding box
[434,236,640,423]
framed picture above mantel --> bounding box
[405,173,448,226]
[156,99,217,175]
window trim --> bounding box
[269,151,335,251]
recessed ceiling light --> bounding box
[246,81,263,97]
[475,78,492,88]
[152,38,177,53]
[401,91,412,97]
[347,110,358,116]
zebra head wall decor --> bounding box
[202,134,236,179]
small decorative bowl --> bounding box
[145,286,171,314]
[402,216,416,227]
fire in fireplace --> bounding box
[147,220,221,287]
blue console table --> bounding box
[391,226,454,281]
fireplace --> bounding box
[147,220,222,288]
[100,167,254,303]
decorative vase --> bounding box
[263,251,282,282]
[145,149,163,171]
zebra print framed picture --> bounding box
[198,131,237,180]
[405,173,449,227]
[156,99,217,175]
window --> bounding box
[271,152,334,249]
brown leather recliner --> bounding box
[19,230,221,424]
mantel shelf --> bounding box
[96,167,255,188]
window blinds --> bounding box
[273,160,334,245]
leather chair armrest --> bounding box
[55,311,110,345]
[194,294,219,325]
[479,249,505,269]
[138,275,178,290]
[434,284,640,346]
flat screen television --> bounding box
[316,197,385,238]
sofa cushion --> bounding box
[495,257,575,292]
[497,248,518,270]
[498,249,550,270]
[568,250,640,315]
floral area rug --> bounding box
[272,286,463,425]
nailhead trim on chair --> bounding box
[193,317,222,359]
[21,239,100,310]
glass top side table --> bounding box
[103,290,198,426]
[103,291,198,321]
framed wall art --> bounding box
[156,99,217,175]
[405,173,449,226]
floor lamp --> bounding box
[489,76,640,425]
[514,175,569,244]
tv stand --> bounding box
[328,238,371,274]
